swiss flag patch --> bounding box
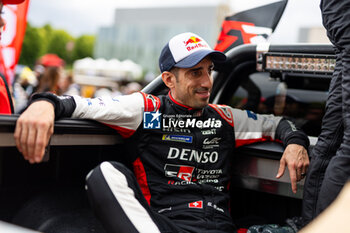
[188,201,203,209]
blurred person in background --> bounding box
[35,66,62,94]
[33,64,45,88]
[111,82,122,97]
[34,54,65,94]
[94,82,124,98]
[94,86,112,97]
[57,70,80,96]
[0,0,26,114]
[123,81,142,95]
[13,66,37,113]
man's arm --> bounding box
[275,119,310,193]
[14,101,55,163]
[14,92,146,163]
[232,108,309,193]
[14,93,76,163]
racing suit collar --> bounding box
[167,91,204,116]
[168,91,194,110]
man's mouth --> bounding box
[195,89,210,99]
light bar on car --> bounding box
[257,52,336,75]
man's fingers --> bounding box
[301,152,309,179]
[279,144,310,193]
[26,124,37,162]
[296,161,303,181]
[14,101,55,164]
[301,164,308,179]
[288,163,298,193]
[276,159,286,178]
[33,124,50,163]
[296,169,302,181]
[299,167,307,180]
[19,122,29,158]
[14,121,22,153]
[298,153,309,180]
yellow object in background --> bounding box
[81,85,95,98]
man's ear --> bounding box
[161,71,175,89]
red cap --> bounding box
[2,0,25,4]
[39,54,65,67]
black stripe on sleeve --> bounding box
[275,118,310,149]
[28,92,76,119]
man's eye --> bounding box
[208,66,214,75]
[192,71,201,77]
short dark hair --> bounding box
[170,67,179,80]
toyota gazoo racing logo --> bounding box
[215,20,272,53]
[183,36,208,51]
[164,164,195,182]
[165,163,224,191]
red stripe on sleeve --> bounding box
[235,137,272,148]
[209,104,234,127]
[103,123,135,139]
[140,92,161,112]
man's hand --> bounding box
[276,144,309,193]
[14,101,55,164]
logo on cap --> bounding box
[184,36,202,46]
[183,36,208,52]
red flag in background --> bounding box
[215,0,288,53]
[0,0,29,84]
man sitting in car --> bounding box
[14,32,309,233]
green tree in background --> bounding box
[46,29,74,65]
[19,23,95,68]
[72,35,95,61]
[18,22,43,67]
[38,24,54,56]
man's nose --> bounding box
[201,72,212,87]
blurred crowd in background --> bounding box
[12,53,147,114]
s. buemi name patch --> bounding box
[162,134,193,143]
